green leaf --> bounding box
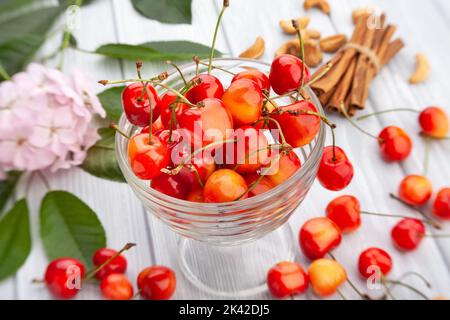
[0,199,31,280]
[95,41,220,61]
[0,4,63,76]
[81,128,125,183]
[97,86,125,123]
[40,191,106,269]
[131,0,192,24]
[0,172,22,214]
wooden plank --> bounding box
[10,0,154,299]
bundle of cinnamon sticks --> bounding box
[310,13,404,116]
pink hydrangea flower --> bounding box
[0,63,105,179]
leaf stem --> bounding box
[208,0,229,74]
[0,63,11,80]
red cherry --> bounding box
[317,146,354,191]
[299,217,342,260]
[92,248,127,280]
[398,175,433,206]
[44,258,86,299]
[433,188,450,220]
[265,150,301,186]
[151,167,197,200]
[378,126,412,162]
[419,107,449,138]
[232,69,270,92]
[326,195,361,233]
[270,100,320,147]
[218,125,270,173]
[159,91,189,129]
[139,266,176,300]
[267,261,309,298]
[154,129,191,165]
[391,218,425,251]
[203,169,248,203]
[185,74,224,104]
[128,134,170,180]
[244,173,275,197]
[358,247,393,279]
[269,54,310,95]
[179,98,233,147]
[122,82,161,127]
[100,273,134,300]
[222,79,263,126]
[186,188,205,202]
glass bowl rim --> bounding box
[115,57,326,210]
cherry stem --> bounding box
[381,276,396,300]
[166,60,187,86]
[425,233,450,238]
[388,193,440,228]
[198,60,236,76]
[193,56,200,76]
[132,289,142,300]
[360,210,442,229]
[331,126,337,162]
[340,102,380,141]
[162,139,237,175]
[235,151,288,201]
[110,123,130,140]
[136,60,143,79]
[356,108,420,121]
[189,164,205,188]
[384,279,430,300]
[292,19,306,95]
[208,0,229,74]
[304,62,333,87]
[328,252,369,300]
[255,116,289,146]
[84,243,136,281]
[232,144,281,171]
[397,271,432,288]
[336,289,347,300]
[143,84,154,144]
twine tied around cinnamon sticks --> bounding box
[310,13,405,116]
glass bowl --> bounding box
[116,58,325,297]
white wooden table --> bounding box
[1,0,449,300]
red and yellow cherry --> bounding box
[179,98,233,146]
[44,258,86,299]
[378,126,412,162]
[398,175,432,206]
[100,273,134,300]
[151,167,196,200]
[232,69,270,92]
[391,218,425,251]
[269,54,310,95]
[308,259,347,297]
[419,107,449,138]
[186,188,205,202]
[358,247,393,279]
[326,195,361,233]
[185,74,224,104]
[159,91,189,129]
[203,169,248,203]
[433,188,450,220]
[220,125,270,174]
[128,134,170,180]
[299,217,342,260]
[264,150,301,186]
[270,101,320,148]
[122,82,161,127]
[267,261,309,298]
[244,174,275,197]
[139,266,176,300]
[317,146,354,191]
[92,248,127,280]
[222,79,263,126]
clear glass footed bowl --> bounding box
[116,58,325,247]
